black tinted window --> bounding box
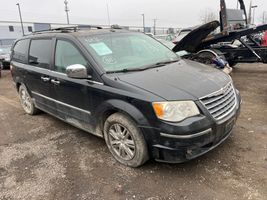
[55,40,87,73]
[29,39,52,69]
[13,39,29,63]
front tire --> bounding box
[104,113,149,167]
[19,85,39,115]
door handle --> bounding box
[41,76,50,82]
[51,79,60,85]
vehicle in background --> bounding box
[156,38,175,49]
[262,31,267,46]
[154,34,174,42]
[172,0,267,67]
[157,36,232,74]
[0,46,11,70]
[11,26,241,167]
[172,28,193,44]
[145,33,154,38]
[181,0,267,67]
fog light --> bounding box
[187,149,193,155]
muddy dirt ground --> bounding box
[0,64,266,200]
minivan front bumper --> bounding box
[141,95,241,163]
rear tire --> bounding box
[19,85,39,115]
[104,113,149,167]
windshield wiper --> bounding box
[140,58,180,71]
[107,67,147,73]
[154,58,180,65]
[107,59,180,74]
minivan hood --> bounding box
[117,60,230,101]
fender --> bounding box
[11,62,25,92]
[94,99,152,129]
[13,79,33,98]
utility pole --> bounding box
[251,5,258,24]
[141,14,145,32]
[16,3,25,36]
[64,0,70,24]
[106,0,111,26]
[248,1,252,24]
[153,19,157,35]
[263,11,266,24]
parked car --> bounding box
[157,38,232,74]
[172,28,193,44]
[262,31,267,46]
[0,46,11,70]
[173,20,267,67]
[156,38,175,49]
[145,33,154,38]
[154,34,174,42]
[10,27,241,167]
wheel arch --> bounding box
[13,76,26,93]
[15,82,21,92]
[16,82,33,97]
[94,99,151,137]
[197,49,225,59]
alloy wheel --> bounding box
[108,123,136,161]
[20,88,32,113]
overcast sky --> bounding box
[0,0,266,28]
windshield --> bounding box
[79,32,179,72]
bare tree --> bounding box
[200,8,218,24]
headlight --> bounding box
[152,101,200,122]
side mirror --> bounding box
[66,64,89,79]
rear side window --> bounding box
[55,40,87,73]
[12,39,29,63]
[29,39,52,69]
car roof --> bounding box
[19,28,134,40]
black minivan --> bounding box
[10,27,241,167]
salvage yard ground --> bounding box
[0,63,267,200]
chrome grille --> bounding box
[200,82,237,120]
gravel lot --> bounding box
[0,64,266,200]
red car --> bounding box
[262,31,267,46]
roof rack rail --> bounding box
[77,25,103,29]
[32,25,103,34]
[111,24,123,29]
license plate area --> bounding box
[225,118,235,133]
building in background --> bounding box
[0,21,179,47]
[0,21,66,46]
[0,21,34,46]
